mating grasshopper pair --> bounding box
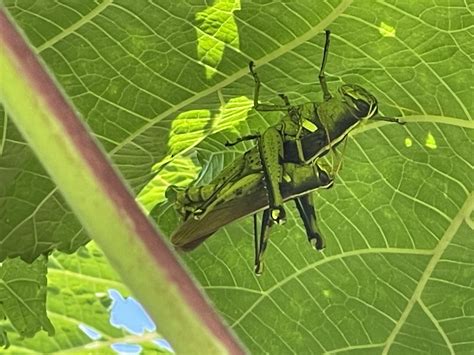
[167,30,403,274]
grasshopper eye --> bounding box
[353,99,369,115]
[355,98,378,119]
[339,84,378,120]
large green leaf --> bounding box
[2,242,169,353]
[1,0,472,353]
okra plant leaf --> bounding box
[1,242,169,353]
[0,256,53,339]
[1,0,473,353]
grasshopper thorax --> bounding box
[338,84,378,121]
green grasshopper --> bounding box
[167,159,335,274]
[168,30,403,274]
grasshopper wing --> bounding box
[171,162,333,251]
[171,185,270,251]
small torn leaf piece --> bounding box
[0,314,10,349]
[0,255,54,339]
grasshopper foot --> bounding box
[270,206,286,225]
[310,235,325,251]
[255,262,264,276]
[249,61,256,74]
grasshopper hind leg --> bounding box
[255,209,273,275]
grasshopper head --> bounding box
[338,84,378,121]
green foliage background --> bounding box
[0,0,473,353]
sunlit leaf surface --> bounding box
[1,0,472,353]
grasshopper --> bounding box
[167,159,335,274]
[168,30,403,274]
